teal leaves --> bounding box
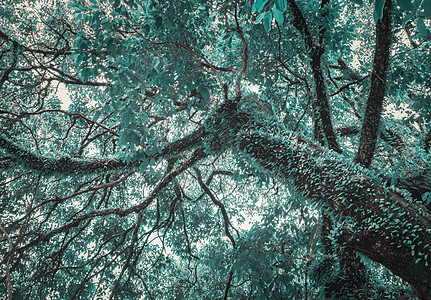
[3,0,431,298]
[118,130,140,151]
[394,0,431,37]
[417,17,430,37]
[425,0,431,18]
[374,0,386,21]
[252,0,268,13]
[397,0,413,11]
[262,11,272,32]
[275,0,287,12]
[272,5,284,25]
[396,0,431,19]
[422,192,431,205]
[253,0,285,32]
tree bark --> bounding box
[0,127,206,175]
[237,127,431,299]
[286,1,361,296]
[286,0,341,153]
[3,98,431,298]
[355,0,392,167]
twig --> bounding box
[194,167,237,247]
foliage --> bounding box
[1,0,431,299]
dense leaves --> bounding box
[1,0,431,299]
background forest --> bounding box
[1,0,431,299]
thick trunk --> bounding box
[3,98,431,297]
[237,127,431,299]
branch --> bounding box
[337,125,406,153]
[0,109,120,137]
[0,127,207,175]
[424,129,431,153]
[355,0,392,167]
[0,41,19,88]
[195,167,237,248]
[0,225,13,300]
[326,66,362,119]
[286,0,314,50]
[238,128,431,295]
[5,148,206,263]
[286,0,341,153]
[329,74,370,97]
[0,29,72,57]
[337,125,361,137]
[223,271,234,300]
[233,0,248,98]
[180,202,200,260]
[0,134,132,175]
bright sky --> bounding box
[54,82,72,109]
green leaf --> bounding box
[424,0,431,19]
[81,68,91,83]
[119,72,128,83]
[121,110,131,125]
[155,16,163,29]
[139,112,148,123]
[374,0,386,22]
[417,17,429,37]
[118,132,129,147]
[396,0,413,11]
[402,13,414,27]
[413,0,423,11]
[374,0,385,21]
[153,57,161,72]
[275,0,287,11]
[129,131,141,146]
[262,11,272,32]
[255,12,265,24]
[422,192,431,205]
[272,5,284,25]
[197,86,210,101]
[252,0,267,13]
[93,111,101,122]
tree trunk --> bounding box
[355,0,392,167]
[2,98,431,298]
[286,0,341,153]
[237,126,431,299]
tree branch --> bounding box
[286,0,341,153]
[0,41,19,88]
[0,127,207,175]
[223,271,234,300]
[355,0,392,167]
[4,148,207,264]
[195,167,237,248]
[238,128,431,296]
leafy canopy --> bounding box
[1,0,431,299]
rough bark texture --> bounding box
[287,0,363,295]
[287,0,341,153]
[310,50,341,153]
[355,0,392,167]
[202,98,431,298]
[0,128,206,175]
[237,128,431,299]
[3,98,431,298]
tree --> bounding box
[1,0,431,298]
